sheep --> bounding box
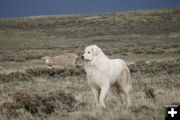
[41,53,78,68]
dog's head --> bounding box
[82,45,101,61]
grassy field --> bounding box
[0,8,180,120]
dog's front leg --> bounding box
[91,87,100,107]
[99,84,110,108]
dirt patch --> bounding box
[0,90,77,118]
[144,87,156,99]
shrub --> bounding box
[129,58,180,75]
[0,72,33,83]
[0,90,77,117]
[26,67,85,77]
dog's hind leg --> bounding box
[111,82,124,106]
[122,85,131,108]
[121,68,131,108]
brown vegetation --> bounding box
[0,90,76,118]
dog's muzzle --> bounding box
[81,55,89,62]
[81,55,84,60]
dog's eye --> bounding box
[88,52,90,53]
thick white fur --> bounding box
[83,45,131,108]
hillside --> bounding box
[0,8,180,49]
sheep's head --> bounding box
[41,56,52,64]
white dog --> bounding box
[82,45,131,108]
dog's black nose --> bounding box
[81,55,84,60]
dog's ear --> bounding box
[91,45,100,55]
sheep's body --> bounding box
[41,53,78,68]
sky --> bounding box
[0,0,180,18]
